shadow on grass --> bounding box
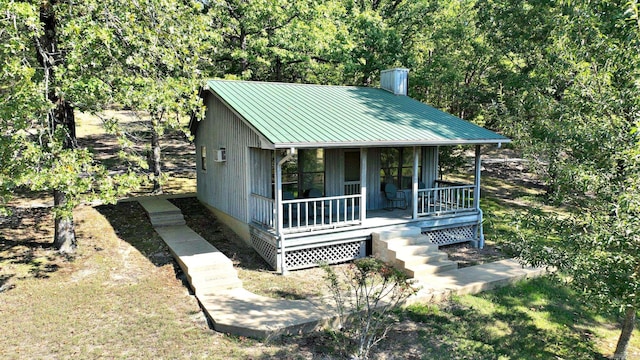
[0,206,64,283]
[95,201,174,267]
[404,277,607,359]
[77,127,195,177]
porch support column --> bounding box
[473,145,484,249]
[276,148,296,274]
[473,145,481,209]
[412,146,419,219]
[360,148,367,225]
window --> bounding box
[200,146,206,171]
[380,147,421,190]
[280,149,325,197]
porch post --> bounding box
[473,145,481,210]
[276,148,296,274]
[412,146,419,219]
[360,148,367,225]
[474,145,485,249]
[275,151,284,273]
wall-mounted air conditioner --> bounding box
[213,148,226,162]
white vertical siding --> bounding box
[195,93,262,222]
[250,148,273,197]
[366,148,382,209]
[325,148,344,196]
[422,146,439,187]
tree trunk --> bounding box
[40,3,78,253]
[613,307,636,360]
[53,190,76,253]
[52,99,78,253]
[150,120,162,194]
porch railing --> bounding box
[282,194,361,233]
[250,193,275,228]
[344,181,360,195]
[417,183,475,216]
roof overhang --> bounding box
[271,138,511,149]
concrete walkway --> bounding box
[139,198,546,339]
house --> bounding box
[190,69,509,273]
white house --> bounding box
[190,69,509,272]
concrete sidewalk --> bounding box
[140,198,545,339]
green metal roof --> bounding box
[205,79,509,148]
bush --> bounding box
[322,258,419,359]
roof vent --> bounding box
[380,68,409,96]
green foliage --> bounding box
[322,257,418,359]
[0,0,211,239]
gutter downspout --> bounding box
[276,147,296,274]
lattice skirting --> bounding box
[285,241,366,270]
[423,225,476,246]
[250,229,278,269]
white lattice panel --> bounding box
[250,232,277,269]
[285,241,366,270]
[423,225,475,246]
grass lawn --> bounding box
[1,120,638,358]
[2,193,638,359]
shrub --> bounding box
[322,258,419,359]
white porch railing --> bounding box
[344,181,360,195]
[282,194,361,233]
[250,193,275,228]
[417,183,475,216]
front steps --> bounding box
[139,198,186,227]
[372,227,457,278]
[139,198,243,296]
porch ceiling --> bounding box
[205,80,510,149]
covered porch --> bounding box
[248,145,487,272]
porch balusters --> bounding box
[416,184,475,216]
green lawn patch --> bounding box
[404,276,639,359]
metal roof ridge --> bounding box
[206,78,380,90]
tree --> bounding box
[491,1,640,358]
[0,0,210,251]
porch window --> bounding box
[380,147,421,190]
[280,149,325,197]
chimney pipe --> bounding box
[380,68,409,96]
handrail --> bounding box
[435,179,469,187]
[344,181,360,195]
[281,194,362,234]
[250,193,275,228]
[417,184,475,216]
